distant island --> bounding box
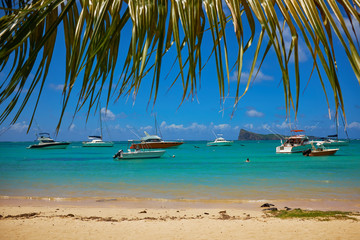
[237,129,320,141]
[238,129,282,140]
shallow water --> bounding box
[0,140,359,201]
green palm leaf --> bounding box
[0,0,359,132]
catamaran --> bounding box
[82,108,113,147]
[82,135,113,147]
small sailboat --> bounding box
[27,133,70,149]
[312,112,350,147]
[82,108,113,147]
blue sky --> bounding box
[1,5,360,141]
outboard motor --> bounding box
[113,150,123,159]
[302,149,311,156]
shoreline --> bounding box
[1,195,360,212]
[1,196,360,240]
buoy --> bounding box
[172,155,175,158]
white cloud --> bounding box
[244,123,254,129]
[187,122,207,131]
[140,125,153,131]
[246,109,264,117]
[160,121,207,131]
[69,123,75,131]
[101,107,116,121]
[161,121,184,130]
[214,124,231,130]
[230,69,273,83]
[275,121,290,129]
[10,121,28,132]
[165,124,185,130]
[304,125,318,130]
[348,121,360,129]
[49,84,64,91]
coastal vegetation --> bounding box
[0,1,359,132]
[267,209,359,221]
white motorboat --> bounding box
[302,143,339,157]
[276,130,312,153]
[207,137,233,146]
[130,132,183,149]
[82,136,113,147]
[113,149,166,160]
[27,133,70,149]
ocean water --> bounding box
[0,140,359,201]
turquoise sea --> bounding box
[0,141,359,202]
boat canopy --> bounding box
[88,135,102,139]
[38,132,51,136]
[291,130,305,132]
[141,131,162,142]
[328,134,338,138]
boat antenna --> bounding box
[339,109,350,141]
[154,113,163,138]
[211,130,218,138]
[99,106,103,140]
[264,126,284,140]
[128,128,141,139]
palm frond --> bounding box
[0,0,359,132]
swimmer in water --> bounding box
[246,158,250,162]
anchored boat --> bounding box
[27,133,70,149]
[276,130,312,153]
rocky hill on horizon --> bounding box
[237,129,282,140]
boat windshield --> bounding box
[144,138,161,142]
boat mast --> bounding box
[100,106,103,140]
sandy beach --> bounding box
[1,197,360,240]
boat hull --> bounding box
[130,142,183,149]
[304,149,339,156]
[322,141,349,147]
[276,144,312,153]
[115,150,166,159]
[27,142,70,149]
[207,141,233,146]
[82,142,114,147]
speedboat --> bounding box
[303,143,339,156]
[113,149,166,160]
[276,130,312,153]
[129,131,183,149]
[82,136,113,147]
[27,133,70,149]
[207,136,233,146]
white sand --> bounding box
[1,197,360,240]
